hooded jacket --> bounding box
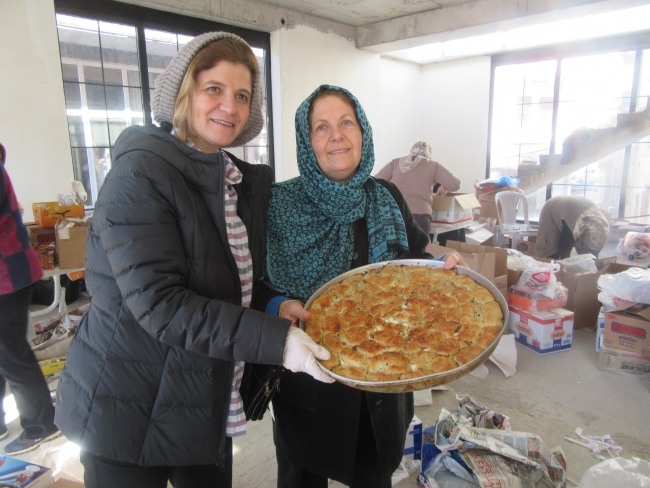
[55,125,290,466]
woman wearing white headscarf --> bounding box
[375,141,460,236]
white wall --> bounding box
[373,57,421,174]
[270,26,424,181]
[0,0,73,215]
[421,56,491,193]
[271,26,376,181]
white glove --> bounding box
[283,327,335,383]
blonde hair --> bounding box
[173,38,259,144]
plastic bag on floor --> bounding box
[577,457,650,487]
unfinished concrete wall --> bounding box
[420,56,491,194]
[0,0,73,214]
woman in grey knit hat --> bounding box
[55,32,331,488]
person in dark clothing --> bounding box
[54,32,331,488]
[0,142,60,455]
[535,195,609,259]
[264,85,461,488]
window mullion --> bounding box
[137,25,152,126]
[619,48,643,218]
[546,58,562,201]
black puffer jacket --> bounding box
[55,125,290,466]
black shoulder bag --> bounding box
[241,363,284,421]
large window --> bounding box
[54,0,273,206]
[488,34,650,222]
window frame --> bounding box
[487,30,650,220]
[54,0,275,180]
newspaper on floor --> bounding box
[419,395,566,488]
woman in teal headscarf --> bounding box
[265,85,461,487]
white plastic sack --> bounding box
[506,250,542,271]
[598,290,636,312]
[516,262,561,298]
[557,254,598,274]
[597,267,650,305]
[577,457,650,487]
[621,232,650,259]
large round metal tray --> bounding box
[300,259,509,393]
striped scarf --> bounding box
[222,153,251,437]
[182,139,251,436]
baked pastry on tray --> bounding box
[304,265,503,383]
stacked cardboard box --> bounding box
[600,303,650,376]
[508,306,574,355]
[55,218,91,270]
[431,193,480,224]
[426,241,508,298]
[477,187,519,221]
[508,259,634,329]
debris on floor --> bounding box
[564,428,623,461]
[418,394,566,488]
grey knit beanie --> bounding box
[151,31,264,148]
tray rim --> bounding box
[300,259,509,390]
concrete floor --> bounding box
[231,327,650,486]
[3,296,650,486]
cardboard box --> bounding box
[598,346,650,376]
[55,218,90,270]
[0,455,53,487]
[556,260,631,329]
[34,244,56,270]
[508,305,574,355]
[508,259,633,329]
[33,202,84,227]
[428,241,508,298]
[431,193,480,224]
[512,237,536,256]
[602,303,650,357]
[39,356,67,376]
[403,415,422,461]
[596,308,605,352]
[26,224,56,247]
[477,187,519,220]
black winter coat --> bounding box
[55,125,290,467]
[272,179,432,483]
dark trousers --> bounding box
[549,221,600,260]
[276,395,392,488]
[81,437,233,488]
[413,214,432,238]
[0,284,56,437]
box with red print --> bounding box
[602,303,650,357]
[508,306,573,355]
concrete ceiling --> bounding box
[122,0,650,55]
[255,0,473,27]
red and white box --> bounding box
[508,306,574,355]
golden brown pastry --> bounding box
[303,264,504,383]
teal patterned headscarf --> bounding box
[265,85,410,302]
